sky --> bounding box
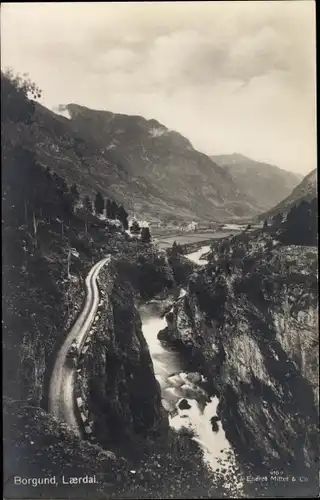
[1,1,316,175]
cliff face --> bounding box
[166,233,318,480]
[71,259,227,499]
[80,265,167,453]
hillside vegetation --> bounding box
[2,70,238,499]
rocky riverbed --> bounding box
[139,246,237,475]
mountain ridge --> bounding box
[6,93,305,223]
[212,153,303,213]
[259,168,317,221]
[35,102,261,222]
[213,152,303,176]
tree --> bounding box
[106,199,118,219]
[83,195,93,213]
[130,220,141,235]
[171,241,183,256]
[83,195,92,235]
[111,200,118,219]
[106,199,112,218]
[70,184,80,213]
[272,212,283,228]
[94,191,105,215]
[263,219,268,230]
[141,226,151,243]
[117,205,129,230]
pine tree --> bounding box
[117,205,129,230]
[111,200,118,219]
[130,220,141,235]
[106,199,112,218]
[83,195,92,235]
[70,183,79,201]
[70,184,80,213]
[83,195,93,213]
[272,212,283,228]
[94,191,105,215]
[263,219,268,230]
[172,241,182,255]
[141,226,151,243]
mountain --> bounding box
[163,229,318,494]
[3,72,221,499]
[6,94,284,223]
[212,153,303,212]
[3,71,318,498]
[259,168,317,221]
[53,104,264,222]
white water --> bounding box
[222,223,245,231]
[186,245,211,265]
[140,245,234,472]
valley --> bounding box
[140,245,237,476]
[2,66,318,500]
[155,230,238,250]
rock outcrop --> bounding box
[81,264,168,452]
[166,232,319,490]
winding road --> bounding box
[48,255,111,436]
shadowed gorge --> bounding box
[1,4,318,495]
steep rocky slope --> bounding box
[2,72,233,499]
[259,168,317,221]
[5,97,265,223]
[212,153,303,212]
[162,229,319,496]
[59,104,262,221]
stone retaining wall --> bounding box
[73,272,111,441]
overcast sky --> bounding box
[1,1,316,174]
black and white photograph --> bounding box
[2,1,318,498]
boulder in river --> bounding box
[211,415,220,422]
[157,327,170,342]
[210,416,220,432]
[167,374,184,388]
[178,398,191,410]
[186,372,202,384]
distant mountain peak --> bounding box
[32,100,304,222]
[42,104,265,221]
[230,152,251,162]
[212,153,303,213]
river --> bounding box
[155,231,236,250]
[140,245,234,473]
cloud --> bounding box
[1,1,316,174]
